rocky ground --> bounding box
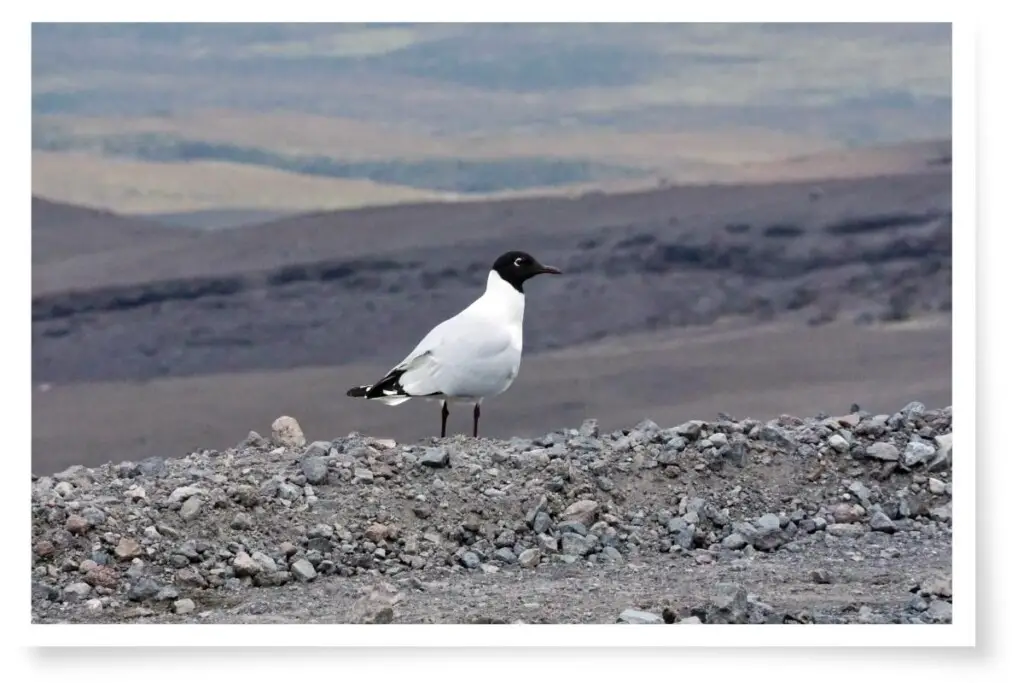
[31,401,954,625]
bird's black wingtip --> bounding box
[346,385,369,398]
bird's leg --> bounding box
[440,401,449,438]
[473,403,481,438]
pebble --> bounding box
[928,478,946,495]
[64,515,90,535]
[903,441,936,467]
[929,433,953,470]
[353,468,374,484]
[828,434,849,452]
[926,599,953,623]
[114,537,143,561]
[866,443,899,461]
[561,500,600,526]
[179,496,202,521]
[174,598,196,614]
[271,416,306,449]
[419,448,450,468]
[616,609,664,624]
[869,511,896,533]
[301,456,329,485]
[64,581,92,601]
[290,559,317,582]
[518,548,541,568]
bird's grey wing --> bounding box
[395,314,515,398]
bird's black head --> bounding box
[491,251,562,292]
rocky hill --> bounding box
[31,402,953,625]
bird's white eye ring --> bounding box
[514,257,524,267]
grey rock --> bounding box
[903,441,936,467]
[168,485,203,504]
[757,513,781,532]
[926,599,953,623]
[809,569,833,584]
[707,583,749,624]
[559,532,589,557]
[459,551,482,569]
[303,441,331,459]
[155,586,179,601]
[677,616,703,625]
[828,434,850,452]
[352,468,374,484]
[251,551,278,574]
[137,457,168,478]
[127,578,161,602]
[301,456,329,485]
[709,433,729,448]
[869,511,896,533]
[271,415,306,449]
[290,558,317,582]
[579,419,600,438]
[419,448,450,468]
[673,420,705,439]
[232,552,263,577]
[229,512,253,530]
[174,598,196,615]
[179,496,202,521]
[901,401,927,419]
[616,609,663,624]
[493,548,518,565]
[532,511,553,535]
[63,581,92,602]
[722,533,748,550]
[674,528,695,550]
[929,434,953,471]
[600,547,623,563]
[826,523,864,537]
[561,499,600,527]
[848,481,873,507]
[666,517,688,534]
[518,548,541,568]
[866,443,900,461]
[928,478,946,495]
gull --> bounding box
[346,250,562,437]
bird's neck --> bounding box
[473,270,526,327]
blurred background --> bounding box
[31,22,953,474]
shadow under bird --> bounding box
[346,250,562,437]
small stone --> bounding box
[493,548,518,565]
[33,540,55,557]
[232,552,263,577]
[84,598,103,611]
[828,434,850,452]
[230,512,253,530]
[929,434,953,471]
[832,503,864,523]
[904,441,936,467]
[869,511,896,533]
[559,532,589,557]
[616,609,663,624]
[928,478,946,495]
[271,415,306,449]
[84,566,119,589]
[155,586,179,601]
[168,485,203,504]
[419,448,450,468]
[179,496,202,521]
[757,513,780,532]
[301,456,329,485]
[64,515,90,535]
[920,575,953,598]
[290,558,317,582]
[518,548,541,568]
[365,523,389,543]
[579,419,600,438]
[722,533,747,550]
[353,468,374,484]
[809,569,833,584]
[678,616,703,624]
[926,599,953,623]
[127,578,161,602]
[174,598,196,615]
[601,547,623,563]
[708,583,749,624]
[561,499,600,526]
[826,523,864,537]
[114,537,143,561]
[459,551,481,569]
[866,443,899,461]
[64,581,92,601]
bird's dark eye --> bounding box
[513,257,524,267]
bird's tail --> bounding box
[346,383,412,406]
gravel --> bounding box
[32,404,953,625]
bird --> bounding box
[346,250,562,438]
